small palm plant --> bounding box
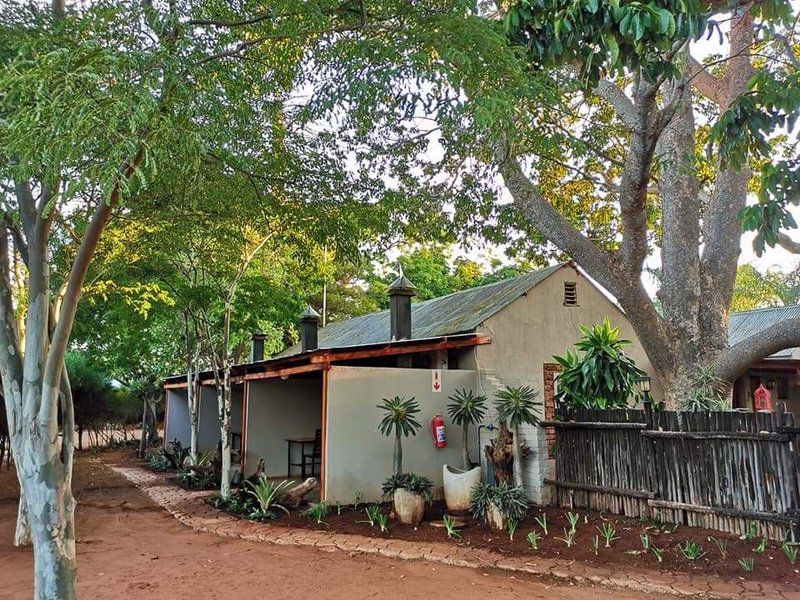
[245,477,293,518]
[447,388,487,470]
[495,385,541,488]
[377,395,422,475]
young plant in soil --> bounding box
[597,523,619,548]
[353,492,363,510]
[709,536,727,559]
[640,533,651,551]
[753,537,768,554]
[556,527,576,547]
[591,535,599,556]
[301,502,328,525]
[679,541,705,561]
[527,530,541,550]
[507,519,519,541]
[376,513,389,533]
[443,515,462,540]
[783,542,798,565]
[245,477,293,518]
[359,505,382,527]
[651,547,665,562]
[745,520,758,541]
[566,512,579,534]
[739,558,755,573]
[534,513,548,535]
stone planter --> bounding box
[486,502,506,531]
[442,464,481,512]
[393,488,426,526]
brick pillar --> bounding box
[542,363,561,459]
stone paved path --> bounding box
[109,463,800,600]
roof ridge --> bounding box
[731,304,800,316]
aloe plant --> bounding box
[245,477,293,517]
[301,502,328,525]
[679,541,705,561]
[534,513,548,535]
[527,530,541,550]
[556,527,576,547]
[447,388,487,470]
[443,515,462,540]
[596,523,619,548]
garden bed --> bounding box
[213,494,800,585]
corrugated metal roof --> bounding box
[729,305,800,359]
[278,263,566,357]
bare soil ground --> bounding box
[0,451,660,600]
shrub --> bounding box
[301,502,329,525]
[245,477,293,519]
[469,483,528,524]
[146,447,169,472]
[679,366,728,411]
[554,319,646,410]
[177,466,217,490]
[381,473,433,500]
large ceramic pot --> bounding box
[442,464,481,512]
[486,502,506,531]
[393,488,426,526]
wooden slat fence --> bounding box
[542,408,800,540]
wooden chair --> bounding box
[302,429,322,478]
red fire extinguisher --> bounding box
[430,414,446,448]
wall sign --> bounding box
[432,369,442,393]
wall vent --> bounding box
[563,281,578,306]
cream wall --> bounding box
[472,265,662,503]
[244,378,322,478]
[197,385,244,452]
[325,366,479,504]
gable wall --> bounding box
[470,265,662,504]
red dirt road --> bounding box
[0,453,663,600]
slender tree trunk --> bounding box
[511,425,523,488]
[394,428,402,475]
[138,397,149,458]
[461,424,470,470]
[218,377,232,498]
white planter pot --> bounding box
[442,465,481,512]
[487,502,506,531]
[393,488,425,526]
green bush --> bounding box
[554,319,646,410]
[146,447,169,472]
[381,472,433,500]
[469,483,528,523]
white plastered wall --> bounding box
[324,366,479,504]
[165,389,190,446]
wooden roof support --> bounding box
[308,334,491,364]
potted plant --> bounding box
[382,473,433,526]
[469,482,528,531]
[443,388,486,511]
[377,395,427,525]
[495,385,541,489]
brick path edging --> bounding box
[108,463,797,600]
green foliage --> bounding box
[494,386,541,428]
[710,536,727,559]
[301,502,329,525]
[534,513,548,535]
[145,447,169,472]
[447,389,488,428]
[377,396,422,438]
[566,511,580,534]
[527,530,541,550]
[679,366,727,412]
[591,535,600,555]
[739,557,755,573]
[556,527,577,547]
[469,483,529,524]
[783,542,798,564]
[640,533,651,550]
[746,520,758,541]
[507,518,519,541]
[176,465,217,490]
[381,473,433,500]
[596,523,619,547]
[376,512,389,533]
[245,477,293,518]
[359,505,382,527]
[753,537,768,554]
[651,546,664,562]
[443,515,462,540]
[554,320,645,410]
[679,541,705,560]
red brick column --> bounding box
[543,364,561,458]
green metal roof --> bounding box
[279,263,566,357]
[729,305,800,359]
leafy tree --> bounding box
[447,388,487,470]
[494,386,541,489]
[731,265,785,312]
[66,352,111,451]
[554,320,646,410]
[377,396,422,476]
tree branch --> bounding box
[686,55,725,105]
[595,80,637,128]
[716,316,800,382]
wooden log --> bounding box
[539,420,647,429]
[543,478,655,499]
[641,430,790,441]
[279,478,318,508]
[647,499,799,525]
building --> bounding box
[730,305,800,414]
[163,262,661,505]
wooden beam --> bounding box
[309,335,491,364]
[163,381,187,390]
[641,430,791,442]
[647,499,799,525]
[237,362,327,382]
[544,478,655,499]
[539,420,647,430]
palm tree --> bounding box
[495,386,541,488]
[377,396,422,475]
[447,388,487,470]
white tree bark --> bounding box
[511,425,523,488]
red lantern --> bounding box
[754,383,772,412]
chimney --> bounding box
[388,269,417,341]
[299,305,322,352]
[251,332,267,362]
